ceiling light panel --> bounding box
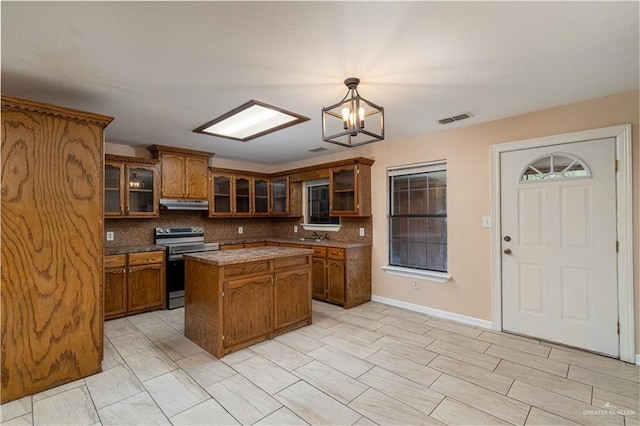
[194,100,309,142]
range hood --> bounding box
[159,198,209,211]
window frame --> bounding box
[300,179,341,232]
[382,161,451,283]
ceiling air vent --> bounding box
[308,147,329,153]
[438,112,472,125]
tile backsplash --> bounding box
[104,211,372,246]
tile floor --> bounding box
[1,300,639,425]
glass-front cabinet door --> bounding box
[105,162,124,216]
[270,176,289,216]
[211,174,233,216]
[330,165,358,215]
[126,165,158,217]
[234,176,252,215]
[253,177,270,215]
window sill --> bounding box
[300,224,341,232]
[382,265,451,283]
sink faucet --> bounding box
[311,231,321,239]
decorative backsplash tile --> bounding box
[104,211,372,247]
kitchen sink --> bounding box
[298,237,325,242]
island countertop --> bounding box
[184,246,313,266]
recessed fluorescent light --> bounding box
[193,100,309,142]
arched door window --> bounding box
[520,152,591,182]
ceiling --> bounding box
[2,1,638,165]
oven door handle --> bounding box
[168,254,184,261]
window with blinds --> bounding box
[388,162,447,272]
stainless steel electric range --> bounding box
[154,227,219,309]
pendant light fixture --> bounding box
[322,77,384,147]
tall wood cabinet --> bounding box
[147,145,213,200]
[1,95,113,403]
[329,160,373,217]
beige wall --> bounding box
[277,90,640,353]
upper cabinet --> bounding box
[105,155,160,218]
[253,176,270,216]
[147,145,213,200]
[329,161,372,217]
[209,171,292,218]
[270,176,290,216]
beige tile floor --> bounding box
[1,300,639,426]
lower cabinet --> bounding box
[185,252,311,358]
[104,251,166,320]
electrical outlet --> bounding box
[238,226,243,234]
[412,280,419,289]
[106,231,114,241]
[482,216,491,228]
[294,225,298,233]
[359,228,365,237]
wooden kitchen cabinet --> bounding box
[1,95,112,402]
[329,161,372,216]
[104,251,165,320]
[104,254,128,319]
[105,154,160,218]
[296,243,371,309]
[253,176,270,215]
[148,144,213,200]
[209,167,278,217]
[185,248,312,358]
[234,175,252,215]
[223,274,273,348]
[270,176,289,216]
[274,263,312,330]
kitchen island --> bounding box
[184,246,313,358]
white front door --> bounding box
[500,138,618,357]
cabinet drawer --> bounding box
[274,255,310,271]
[312,247,327,258]
[105,254,127,268]
[129,251,165,266]
[224,260,270,279]
[327,248,345,260]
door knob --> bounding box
[504,235,511,242]
[503,248,512,255]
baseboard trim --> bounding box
[371,295,493,330]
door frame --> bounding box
[491,124,634,363]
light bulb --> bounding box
[359,107,365,128]
[342,107,350,129]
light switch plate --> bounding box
[294,225,298,233]
[106,231,114,241]
[482,216,491,228]
[238,226,243,234]
[359,228,365,237]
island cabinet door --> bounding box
[223,274,273,348]
[274,267,312,330]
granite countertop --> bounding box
[215,237,371,249]
[185,246,313,266]
[267,237,371,248]
[105,245,166,255]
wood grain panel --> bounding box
[128,251,164,266]
[223,274,273,348]
[104,267,127,320]
[1,96,112,403]
[274,267,311,330]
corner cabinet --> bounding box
[1,95,112,403]
[105,155,160,218]
[280,243,371,309]
[104,251,166,320]
[329,160,373,217]
[147,144,213,200]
